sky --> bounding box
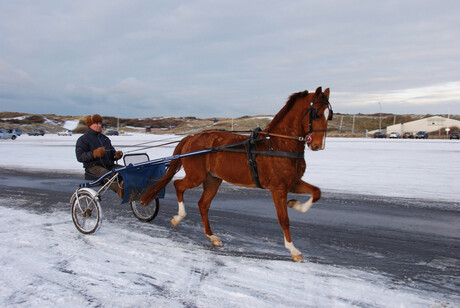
[1,0,459,118]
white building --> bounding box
[371,116,460,135]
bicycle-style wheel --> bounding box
[71,190,102,234]
[131,198,159,222]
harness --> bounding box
[303,94,333,143]
[208,127,304,188]
[209,94,333,188]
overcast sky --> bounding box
[1,1,459,118]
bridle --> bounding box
[302,94,333,144]
[260,94,333,145]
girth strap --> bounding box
[207,128,304,189]
[245,128,262,188]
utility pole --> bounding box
[339,115,344,133]
[446,109,451,138]
[378,102,382,132]
[352,115,355,134]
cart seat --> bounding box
[123,153,150,165]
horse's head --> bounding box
[303,87,333,151]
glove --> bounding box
[93,147,106,158]
[114,150,123,160]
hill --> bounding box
[1,111,459,138]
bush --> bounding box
[73,125,88,134]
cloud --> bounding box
[0,60,34,96]
[0,1,459,116]
[333,82,460,114]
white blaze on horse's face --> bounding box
[320,133,326,150]
[308,107,329,151]
[319,108,329,150]
[323,108,330,122]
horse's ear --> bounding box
[324,88,330,99]
[315,87,322,96]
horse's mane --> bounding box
[267,90,309,130]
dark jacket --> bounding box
[76,128,117,169]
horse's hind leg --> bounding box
[271,189,304,262]
[172,173,204,226]
[199,174,223,246]
[287,180,321,213]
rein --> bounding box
[208,128,304,188]
[259,131,306,142]
[258,94,333,146]
[124,140,181,153]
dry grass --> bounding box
[1,111,458,137]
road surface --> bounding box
[0,169,458,301]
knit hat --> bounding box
[86,114,103,127]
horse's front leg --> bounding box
[271,189,304,262]
[287,180,321,213]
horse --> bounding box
[140,87,333,262]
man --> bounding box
[75,114,123,198]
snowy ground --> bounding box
[1,133,459,203]
[0,133,459,307]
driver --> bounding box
[75,114,124,198]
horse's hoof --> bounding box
[292,254,304,262]
[287,199,298,208]
[171,217,179,227]
[208,235,223,247]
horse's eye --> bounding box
[311,109,317,119]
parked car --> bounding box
[415,131,428,139]
[389,132,401,139]
[28,129,45,136]
[9,128,22,136]
[106,130,119,136]
[57,130,72,136]
[402,132,414,139]
[373,131,386,138]
[0,129,17,140]
[449,132,459,140]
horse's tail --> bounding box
[140,135,192,205]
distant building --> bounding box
[373,116,460,135]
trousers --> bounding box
[86,164,122,194]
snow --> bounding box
[1,134,459,202]
[63,120,80,130]
[0,134,459,307]
[0,204,448,307]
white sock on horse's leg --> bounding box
[287,197,313,213]
[172,201,186,226]
[284,237,303,262]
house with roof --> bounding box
[370,116,460,135]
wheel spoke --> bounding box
[71,191,102,234]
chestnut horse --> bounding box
[141,87,333,261]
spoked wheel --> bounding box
[131,198,160,222]
[71,190,102,234]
